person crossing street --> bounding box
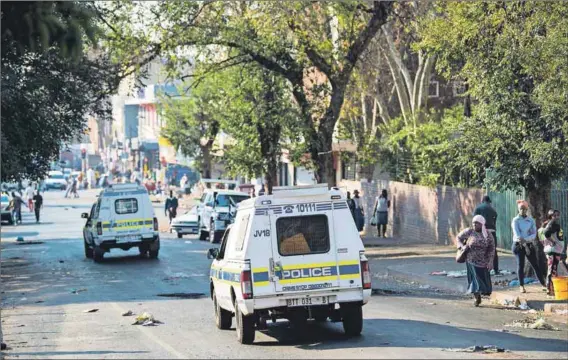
[165,191,179,224]
[33,190,43,223]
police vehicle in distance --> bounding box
[207,184,371,344]
[82,183,160,262]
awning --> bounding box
[139,141,159,152]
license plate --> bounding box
[286,296,329,307]
[120,235,139,242]
[183,227,198,233]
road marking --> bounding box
[110,302,186,359]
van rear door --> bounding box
[109,192,146,240]
[268,201,340,294]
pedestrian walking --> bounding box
[33,190,43,223]
[474,195,499,274]
[538,209,566,296]
[346,191,356,222]
[9,192,26,225]
[71,177,79,198]
[64,177,72,198]
[352,190,364,232]
[25,184,35,212]
[373,189,390,238]
[456,215,495,307]
[165,191,179,224]
[511,200,547,293]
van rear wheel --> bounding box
[93,246,104,263]
[84,239,93,259]
[341,303,363,337]
[235,302,255,344]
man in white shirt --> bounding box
[86,168,96,189]
[25,184,35,212]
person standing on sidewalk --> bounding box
[474,195,499,274]
[456,215,495,307]
[511,200,547,293]
[346,191,356,222]
[25,184,35,212]
[373,189,390,238]
[33,190,43,223]
[539,209,565,296]
[352,190,364,232]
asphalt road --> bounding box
[1,191,567,359]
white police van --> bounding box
[207,184,371,344]
[82,183,160,262]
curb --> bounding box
[544,303,568,314]
[385,266,468,293]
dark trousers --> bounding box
[512,242,546,287]
[34,207,40,222]
[489,230,499,273]
[168,208,177,223]
[376,224,387,237]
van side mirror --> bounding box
[207,248,219,260]
[206,202,214,207]
[81,213,89,219]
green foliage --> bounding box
[1,47,119,181]
[1,1,98,60]
[418,1,568,191]
[377,107,465,187]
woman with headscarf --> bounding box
[511,200,546,293]
[456,215,495,307]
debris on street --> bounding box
[508,278,537,287]
[132,312,163,326]
[446,270,467,278]
[505,317,559,331]
[59,260,64,263]
[156,293,205,299]
[122,310,134,316]
[71,288,87,294]
[442,345,507,353]
[185,241,193,244]
[430,271,447,276]
[419,285,431,289]
[554,309,568,316]
[83,308,99,313]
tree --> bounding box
[160,79,221,179]
[418,1,568,222]
[101,1,393,186]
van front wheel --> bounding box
[235,303,255,344]
[341,303,363,337]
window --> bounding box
[216,195,249,207]
[93,200,101,219]
[277,215,330,256]
[341,154,357,181]
[115,198,138,214]
[217,228,230,260]
[235,214,250,251]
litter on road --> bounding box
[132,312,163,326]
[83,308,99,313]
[122,310,134,316]
[508,278,537,287]
[443,345,507,353]
[70,288,87,294]
[505,317,559,331]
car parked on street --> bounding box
[82,183,160,262]
[198,190,250,243]
[1,193,14,224]
[44,171,67,190]
[170,206,199,238]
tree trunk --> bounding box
[524,182,551,283]
[200,144,212,179]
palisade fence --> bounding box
[488,181,568,250]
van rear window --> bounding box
[115,198,138,214]
[276,215,330,256]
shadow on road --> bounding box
[255,318,568,353]
[8,350,149,356]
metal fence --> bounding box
[488,182,568,250]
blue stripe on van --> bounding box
[338,264,360,275]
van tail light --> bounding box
[96,222,103,235]
[361,260,372,289]
[153,217,158,231]
[241,270,253,299]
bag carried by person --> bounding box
[370,214,377,226]
[456,240,469,263]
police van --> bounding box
[82,183,160,262]
[207,184,371,344]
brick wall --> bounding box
[339,180,484,246]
